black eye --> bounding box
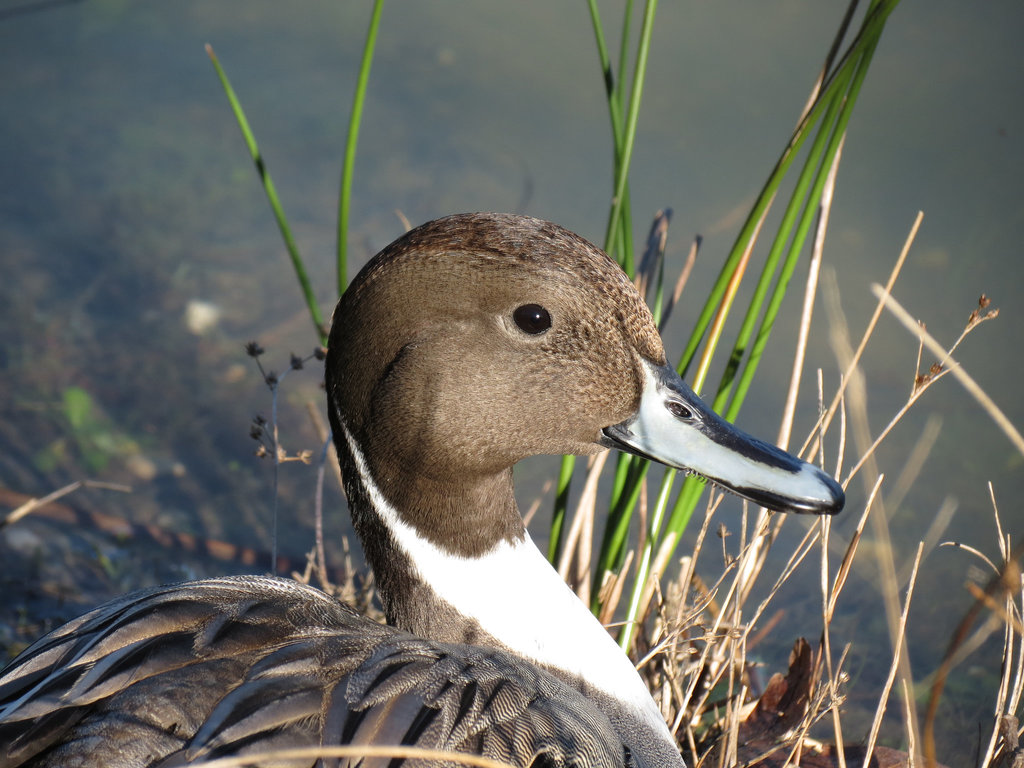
[513,304,552,335]
[667,401,693,420]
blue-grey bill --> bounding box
[601,360,844,515]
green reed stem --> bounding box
[727,34,881,421]
[338,0,385,295]
[547,455,575,564]
[613,0,900,650]
[206,44,327,345]
[615,0,634,111]
[660,1,898,553]
[675,0,897,384]
[555,0,653,569]
[713,70,853,417]
[603,0,657,260]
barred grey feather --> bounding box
[0,576,627,768]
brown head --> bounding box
[328,212,665,479]
[325,212,843,571]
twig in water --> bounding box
[1,479,132,529]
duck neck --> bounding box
[334,420,683,766]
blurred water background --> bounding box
[0,1,1021,760]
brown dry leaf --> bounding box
[702,637,950,768]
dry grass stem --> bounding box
[730,506,773,611]
[692,207,768,393]
[837,323,922,754]
[834,389,847,481]
[779,134,842,452]
[828,474,882,618]
[819,514,847,768]
[599,549,635,627]
[683,495,724,592]
[837,301,986,490]
[635,209,671,300]
[987,485,1024,749]
[925,548,1019,676]
[744,521,821,633]
[870,284,1023,458]
[887,414,942,513]
[924,534,1024,767]
[558,450,609,600]
[901,497,957,585]
[941,541,999,575]
[394,208,412,232]
[971,566,1022,766]
[862,541,924,768]
[637,479,650,563]
[965,581,1023,637]
[649,491,724,604]
[193,744,518,768]
[900,677,917,768]
[979,487,1024,767]
[660,235,700,333]
[520,477,553,528]
[801,211,923,461]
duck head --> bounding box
[327,212,843,524]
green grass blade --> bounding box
[591,455,649,610]
[711,66,854,417]
[554,0,648,568]
[337,0,385,295]
[570,0,655,578]
[206,44,327,344]
[583,0,637,272]
[584,0,622,145]
[611,0,901,648]
[547,455,575,563]
[618,463,676,650]
[674,1,898,383]
[602,0,657,259]
[615,0,634,111]
[728,36,882,420]
[661,3,898,542]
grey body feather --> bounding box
[0,576,627,768]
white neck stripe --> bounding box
[338,421,670,736]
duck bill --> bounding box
[601,360,844,515]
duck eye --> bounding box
[667,401,693,420]
[512,304,552,335]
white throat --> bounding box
[340,422,672,741]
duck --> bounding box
[0,213,844,768]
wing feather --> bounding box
[0,576,626,768]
